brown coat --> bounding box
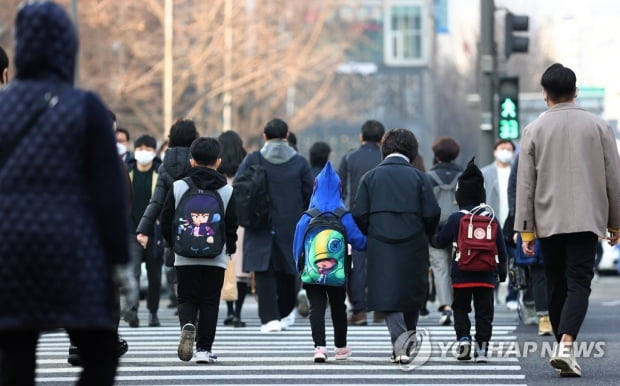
[515,103,620,238]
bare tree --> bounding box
[68,0,361,140]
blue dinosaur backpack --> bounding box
[298,208,350,286]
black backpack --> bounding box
[172,178,228,258]
[298,208,350,287]
[232,151,271,230]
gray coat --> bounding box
[352,156,440,312]
[515,103,620,238]
[239,141,313,274]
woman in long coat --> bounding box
[352,129,439,363]
[0,2,130,384]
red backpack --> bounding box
[454,204,499,272]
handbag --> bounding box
[220,258,238,301]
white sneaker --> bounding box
[550,343,581,377]
[260,320,282,333]
[195,349,217,364]
[296,289,310,317]
[506,301,519,311]
[280,312,295,330]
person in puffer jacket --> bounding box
[0,2,133,385]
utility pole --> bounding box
[164,0,173,135]
[478,0,496,166]
[222,0,232,132]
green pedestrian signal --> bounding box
[498,76,520,140]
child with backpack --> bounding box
[431,158,508,362]
[161,137,238,364]
[293,161,367,363]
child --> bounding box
[293,161,367,363]
[431,158,508,362]
[161,137,238,364]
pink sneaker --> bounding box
[313,346,328,363]
[334,346,352,360]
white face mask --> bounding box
[134,150,155,166]
[117,143,127,156]
[494,149,514,164]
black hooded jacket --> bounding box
[136,146,191,235]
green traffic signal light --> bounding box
[498,77,520,140]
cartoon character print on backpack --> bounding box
[300,208,348,286]
[174,183,225,258]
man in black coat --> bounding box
[338,120,385,325]
[238,119,313,332]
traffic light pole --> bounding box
[479,0,496,166]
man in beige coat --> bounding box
[515,63,620,377]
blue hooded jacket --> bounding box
[292,162,366,269]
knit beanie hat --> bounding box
[455,157,486,208]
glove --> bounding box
[112,264,139,319]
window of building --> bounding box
[384,0,427,66]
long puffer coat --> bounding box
[0,2,130,330]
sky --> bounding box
[443,0,620,122]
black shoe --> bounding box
[233,317,246,328]
[67,345,82,366]
[149,312,160,327]
[223,314,235,326]
[118,339,129,357]
[124,309,139,328]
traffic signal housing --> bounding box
[498,76,520,140]
[505,12,529,58]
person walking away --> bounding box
[516,63,620,377]
[426,137,462,325]
[236,118,313,332]
[218,130,250,327]
[161,137,238,363]
[431,158,508,362]
[352,129,440,364]
[338,119,385,325]
[0,2,136,384]
[309,141,331,178]
[293,162,367,362]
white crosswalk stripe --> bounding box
[35,301,527,385]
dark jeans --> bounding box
[0,329,118,386]
[522,264,548,313]
[176,265,225,351]
[305,284,348,348]
[346,250,367,313]
[452,286,494,349]
[539,232,597,342]
[130,235,163,313]
[254,269,297,324]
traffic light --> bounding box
[505,12,529,58]
[498,76,520,140]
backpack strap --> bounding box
[428,170,460,189]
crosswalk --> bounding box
[35,300,527,385]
